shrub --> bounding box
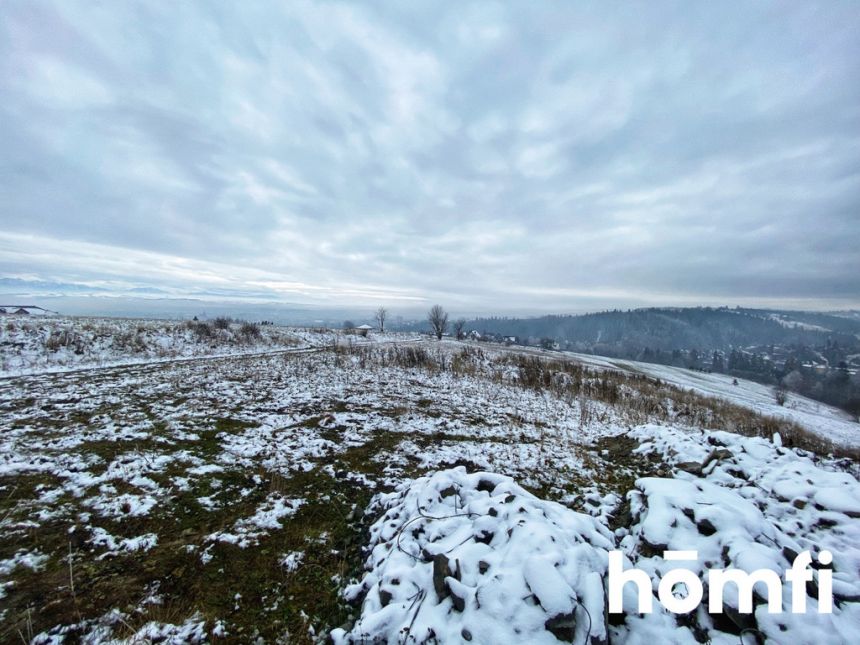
[192,321,213,340]
[774,385,788,406]
[213,317,232,330]
[239,321,261,340]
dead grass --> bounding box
[337,344,856,460]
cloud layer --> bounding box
[1,1,859,312]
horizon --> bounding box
[2,1,859,310]
[2,289,858,326]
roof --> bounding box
[356,324,374,330]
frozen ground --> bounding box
[564,350,860,449]
[0,316,417,377]
[0,322,857,643]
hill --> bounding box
[1,318,858,642]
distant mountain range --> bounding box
[462,307,860,352]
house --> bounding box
[14,307,30,315]
[355,324,373,337]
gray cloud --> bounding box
[1,0,859,314]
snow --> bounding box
[0,315,419,377]
[334,467,613,645]
[280,550,305,572]
[207,494,305,548]
[0,550,49,576]
[339,423,860,643]
[620,424,860,641]
[564,350,860,448]
[768,313,831,332]
[1,325,857,642]
[89,528,158,556]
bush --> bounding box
[774,385,788,406]
[45,329,83,353]
[213,317,232,330]
[192,321,213,340]
[239,321,261,340]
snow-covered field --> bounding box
[564,350,860,449]
[0,319,858,643]
[0,316,415,376]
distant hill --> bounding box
[465,307,860,352]
[454,307,860,417]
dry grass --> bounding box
[336,344,857,461]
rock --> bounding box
[379,588,392,607]
[439,485,457,499]
[477,479,496,493]
[696,518,717,536]
[676,461,703,476]
[461,628,473,641]
[474,530,494,544]
[723,602,757,632]
[545,611,577,642]
[432,554,451,601]
[792,498,807,509]
[704,448,734,467]
[448,581,466,612]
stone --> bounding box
[545,611,577,642]
[697,518,717,536]
[477,479,496,493]
[379,588,392,607]
[439,485,457,499]
[432,554,451,601]
[676,461,703,476]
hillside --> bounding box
[443,307,860,418]
[464,307,860,351]
[1,317,858,643]
[565,350,860,449]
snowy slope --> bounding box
[565,351,860,449]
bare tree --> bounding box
[453,318,466,340]
[375,307,387,333]
[427,304,448,340]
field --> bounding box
[1,318,859,643]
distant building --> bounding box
[356,324,373,337]
[14,307,30,315]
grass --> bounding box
[1,340,852,642]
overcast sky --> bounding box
[1,1,859,314]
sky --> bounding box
[1,0,859,315]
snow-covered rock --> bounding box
[333,467,614,645]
